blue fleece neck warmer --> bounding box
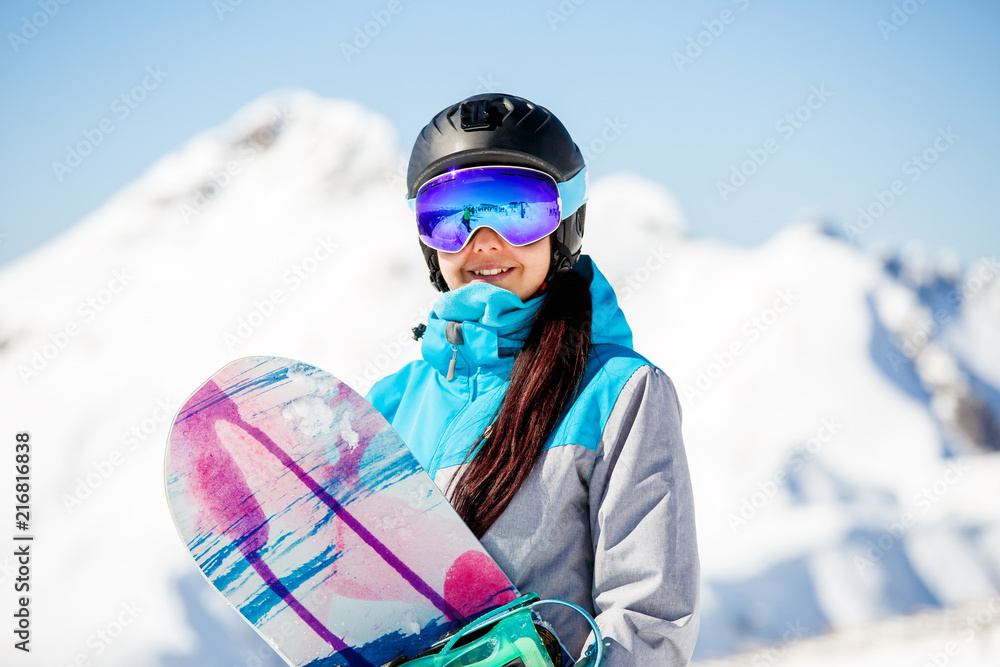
[423,281,546,375]
[420,255,635,378]
[431,282,545,330]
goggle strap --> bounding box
[556,166,589,218]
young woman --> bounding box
[366,93,699,666]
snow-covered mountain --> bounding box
[1,90,998,666]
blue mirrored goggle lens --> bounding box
[413,167,562,253]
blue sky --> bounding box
[1,0,997,268]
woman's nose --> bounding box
[470,227,503,249]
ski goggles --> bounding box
[407,165,588,253]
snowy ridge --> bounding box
[694,594,1000,667]
[1,90,998,666]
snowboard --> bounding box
[164,356,520,667]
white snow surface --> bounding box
[1,90,998,666]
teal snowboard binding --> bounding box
[383,593,604,667]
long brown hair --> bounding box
[448,267,593,538]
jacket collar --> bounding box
[421,255,633,378]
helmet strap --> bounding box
[548,236,577,282]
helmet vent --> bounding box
[459,98,502,131]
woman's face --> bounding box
[437,228,552,301]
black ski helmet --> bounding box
[406,93,587,292]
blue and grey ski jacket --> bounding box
[366,254,699,666]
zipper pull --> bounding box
[447,346,457,381]
[444,321,465,382]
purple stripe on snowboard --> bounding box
[233,414,463,622]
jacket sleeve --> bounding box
[585,364,700,666]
